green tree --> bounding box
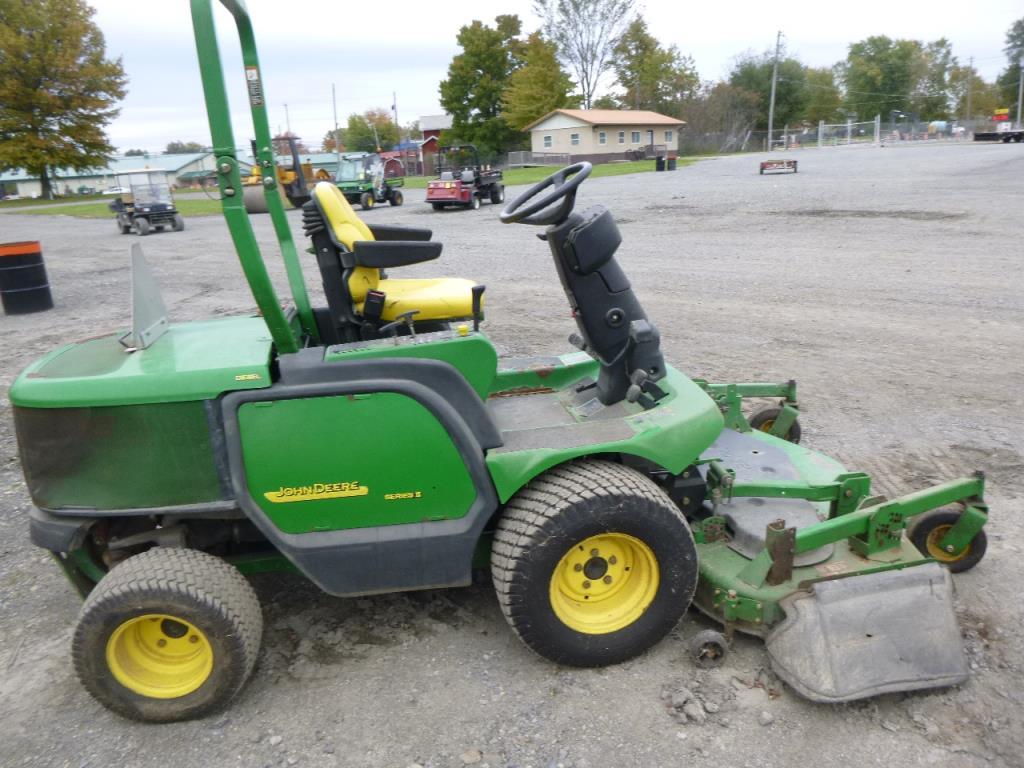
[165,140,205,154]
[729,50,807,129]
[911,38,956,120]
[321,128,345,153]
[0,0,126,199]
[535,0,634,109]
[439,15,525,155]
[803,67,841,124]
[502,32,577,131]
[839,36,923,120]
[949,65,999,120]
[124,148,146,156]
[996,18,1023,111]
[345,110,399,152]
[610,17,698,113]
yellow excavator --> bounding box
[242,135,330,213]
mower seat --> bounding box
[311,182,477,323]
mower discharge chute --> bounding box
[8,0,990,722]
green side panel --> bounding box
[485,365,724,503]
[490,351,599,394]
[323,332,498,399]
[13,401,223,510]
[9,316,272,408]
[238,393,476,533]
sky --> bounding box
[88,0,1022,153]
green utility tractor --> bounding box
[335,151,404,210]
[10,0,991,723]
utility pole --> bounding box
[1017,56,1023,129]
[284,103,291,134]
[332,83,340,170]
[392,92,399,142]
[767,30,782,152]
[966,56,973,122]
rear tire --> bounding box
[431,202,444,211]
[492,460,698,667]
[72,548,262,722]
[134,218,150,236]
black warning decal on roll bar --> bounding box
[245,66,264,107]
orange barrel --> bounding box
[0,241,54,314]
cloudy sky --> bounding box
[89,0,1021,153]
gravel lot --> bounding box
[1,142,1022,768]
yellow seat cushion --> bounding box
[358,277,478,322]
[312,181,481,322]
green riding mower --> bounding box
[10,0,991,723]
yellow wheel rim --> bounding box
[756,419,775,433]
[106,614,213,699]
[549,533,659,635]
[924,524,970,563]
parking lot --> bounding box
[1,142,1022,768]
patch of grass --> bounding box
[0,193,114,209]
[9,198,225,219]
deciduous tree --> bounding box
[439,15,525,155]
[610,17,698,114]
[729,50,807,129]
[535,0,634,109]
[0,0,127,199]
[996,18,1023,110]
[803,67,841,124]
[912,39,956,120]
[124,148,146,156]
[321,128,345,153]
[502,32,577,131]
[165,140,205,154]
[839,36,923,120]
[345,110,398,153]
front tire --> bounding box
[490,185,504,204]
[134,218,150,236]
[360,192,375,210]
[389,190,403,206]
[72,548,263,722]
[492,460,698,667]
[469,195,480,210]
[172,214,185,231]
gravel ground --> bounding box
[1,142,1022,768]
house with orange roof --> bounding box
[523,109,685,163]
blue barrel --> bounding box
[0,241,54,314]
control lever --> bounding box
[378,310,419,344]
[471,284,486,332]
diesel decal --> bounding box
[264,481,368,503]
[384,491,423,501]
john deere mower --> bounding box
[10,0,991,722]
[335,151,404,210]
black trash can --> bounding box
[0,241,54,315]
[655,156,666,171]
[667,156,678,171]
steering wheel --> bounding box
[500,162,592,226]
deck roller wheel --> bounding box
[491,460,698,667]
[690,629,729,669]
[748,406,802,444]
[908,509,987,573]
[72,548,262,722]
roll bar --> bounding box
[189,0,318,353]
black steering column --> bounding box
[501,163,666,406]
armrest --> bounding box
[352,240,443,269]
[367,223,433,242]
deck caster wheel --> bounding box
[908,509,987,573]
[491,460,698,667]
[690,629,728,669]
[748,406,801,444]
[72,548,262,722]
